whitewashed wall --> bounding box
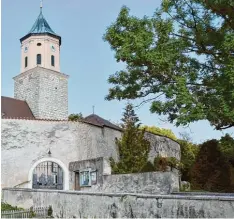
[1,119,181,190]
[1,119,121,189]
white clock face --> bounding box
[24,46,28,53]
[51,45,56,52]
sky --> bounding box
[1,0,233,143]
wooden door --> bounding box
[75,172,80,190]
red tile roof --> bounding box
[84,114,122,131]
[1,96,35,119]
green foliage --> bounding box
[110,103,151,174]
[154,156,182,172]
[48,205,53,217]
[218,134,234,163]
[29,207,36,218]
[1,203,35,218]
[1,202,24,211]
[68,113,83,121]
[154,156,168,172]
[140,161,155,173]
[191,138,234,192]
[180,182,191,192]
[121,102,140,128]
[179,139,199,181]
[140,125,177,141]
[104,1,234,130]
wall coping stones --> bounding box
[145,130,180,145]
[2,188,234,201]
[13,66,69,80]
[2,119,180,145]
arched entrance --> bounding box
[32,161,63,190]
[28,157,69,190]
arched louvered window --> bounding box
[51,55,55,66]
[25,57,28,68]
[37,54,41,65]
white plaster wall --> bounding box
[1,119,121,189]
[1,119,181,191]
[21,35,60,73]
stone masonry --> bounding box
[14,67,69,120]
[2,188,234,218]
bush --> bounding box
[140,161,155,172]
[1,202,24,211]
[154,156,168,171]
[191,139,234,192]
[153,156,182,172]
[48,205,53,217]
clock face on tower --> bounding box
[51,45,56,52]
[24,46,28,53]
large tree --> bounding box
[103,0,234,130]
[191,138,234,192]
[110,103,151,174]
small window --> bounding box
[25,56,28,68]
[79,169,97,187]
[37,43,42,46]
[51,55,55,66]
[37,54,41,65]
[80,171,90,186]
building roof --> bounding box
[29,10,56,35]
[84,114,122,131]
[20,9,61,45]
[1,96,35,119]
[1,98,121,131]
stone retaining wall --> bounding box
[2,188,234,218]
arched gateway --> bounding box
[32,161,63,190]
[28,158,69,190]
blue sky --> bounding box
[2,0,233,143]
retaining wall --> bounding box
[2,188,234,218]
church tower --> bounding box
[14,4,69,120]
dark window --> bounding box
[37,54,41,65]
[37,43,42,46]
[25,57,28,68]
[51,55,55,66]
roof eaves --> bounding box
[20,33,61,45]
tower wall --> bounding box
[21,35,60,73]
[14,67,69,120]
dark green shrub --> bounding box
[154,156,168,171]
[140,161,155,172]
[48,205,53,217]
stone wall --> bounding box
[69,158,179,194]
[14,67,69,120]
[2,188,234,218]
[145,132,180,161]
[100,171,179,194]
[1,119,121,189]
[69,157,110,190]
[1,118,181,190]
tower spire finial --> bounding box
[40,0,43,12]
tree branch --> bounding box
[135,93,164,108]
